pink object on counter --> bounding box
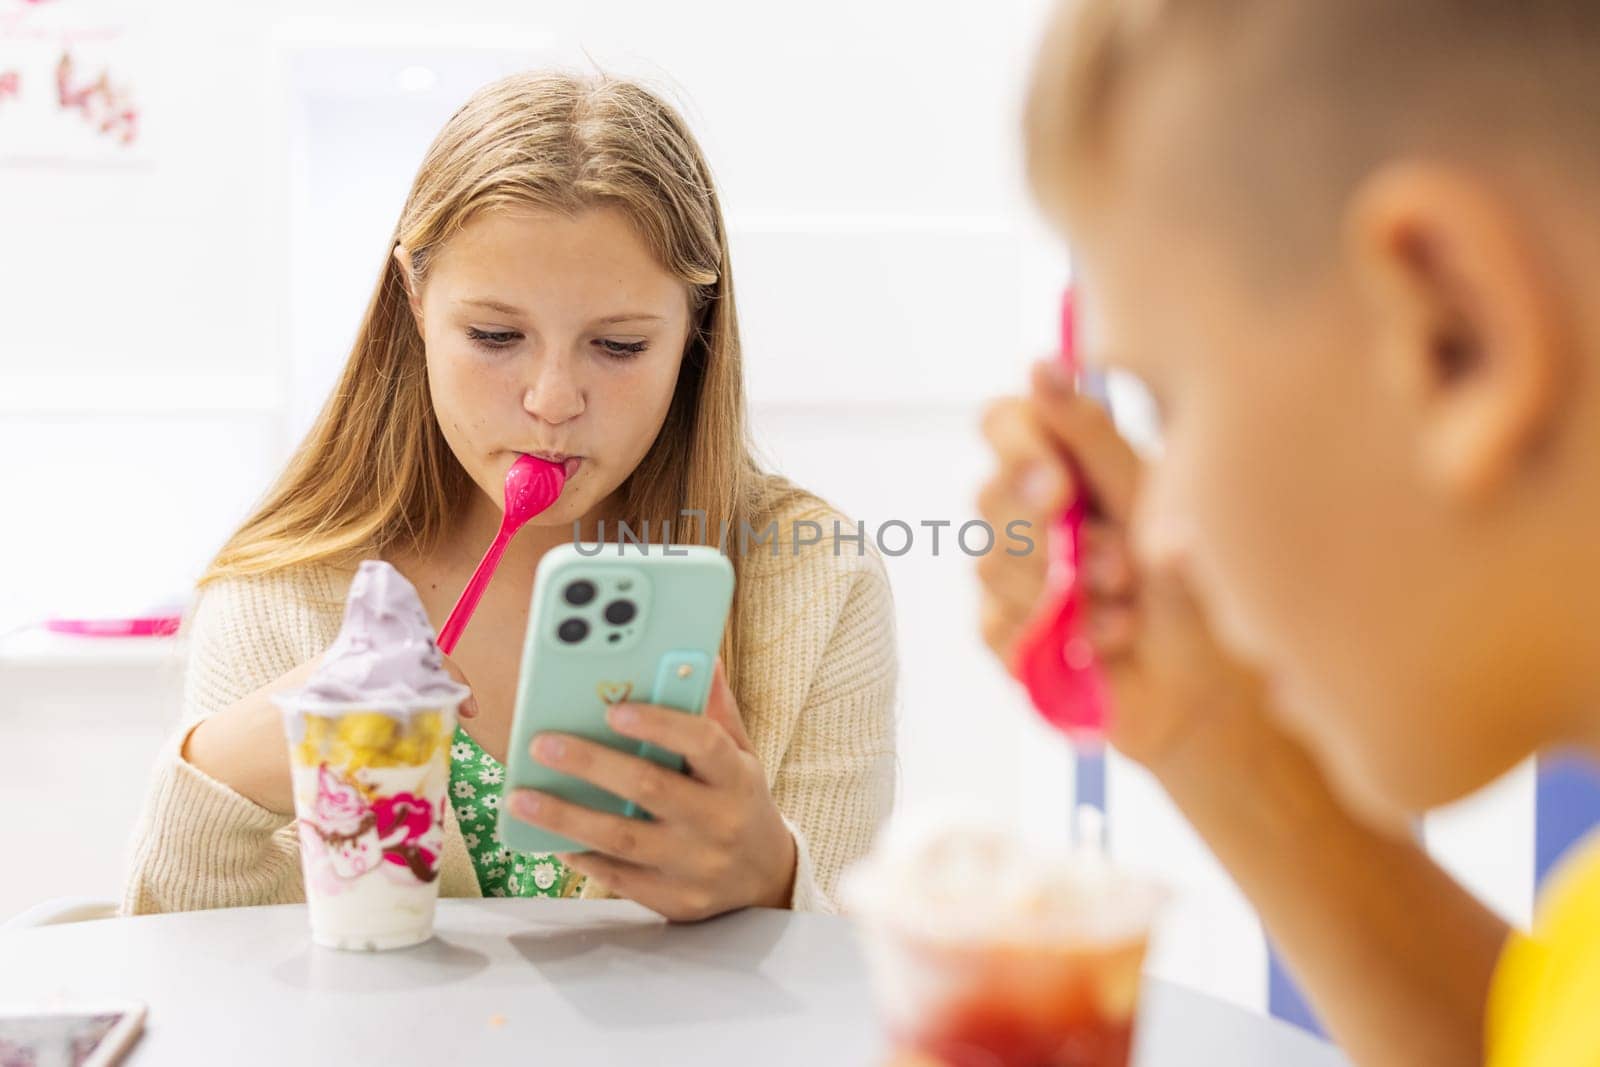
[1011,288,1109,739]
[436,453,566,655]
[45,616,181,638]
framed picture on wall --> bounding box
[0,0,152,163]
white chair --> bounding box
[3,896,119,929]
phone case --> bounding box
[497,543,735,854]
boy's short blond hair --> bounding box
[1025,0,1600,253]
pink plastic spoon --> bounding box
[437,454,566,654]
[1011,288,1109,739]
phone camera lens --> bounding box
[557,618,589,644]
[564,580,596,606]
[603,600,637,626]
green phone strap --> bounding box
[624,649,714,819]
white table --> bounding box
[0,900,1348,1065]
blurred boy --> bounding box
[979,2,1600,1064]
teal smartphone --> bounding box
[497,543,735,855]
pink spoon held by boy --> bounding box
[980,2,1600,1065]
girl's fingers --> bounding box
[606,703,743,787]
[560,851,722,923]
[701,660,755,756]
[505,790,672,868]
[528,733,705,821]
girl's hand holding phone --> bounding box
[506,659,798,922]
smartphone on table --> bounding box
[498,543,735,855]
[0,1001,146,1067]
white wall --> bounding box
[0,0,1539,1020]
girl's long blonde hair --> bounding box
[204,71,798,687]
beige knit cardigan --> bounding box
[121,497,897,916]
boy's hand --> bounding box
[978,362,1266,778]
[982,366,1508,1067]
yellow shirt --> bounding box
[1487,831,1600,1066]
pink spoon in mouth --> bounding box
[437,454,566,654]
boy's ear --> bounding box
[392,244,425,326]
[1346,163,1567,504]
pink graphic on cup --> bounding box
[374,792,441,883]
[299,766,441,889]
[296,824,343,897]
[300,765,381,881]
[312,765,366,831]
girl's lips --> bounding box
[523,453,583,479]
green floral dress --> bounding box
[448,727,585,898]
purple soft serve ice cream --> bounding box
[297,560,468,708]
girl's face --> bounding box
[402,206,693,530]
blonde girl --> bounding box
[123,72,896,921]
